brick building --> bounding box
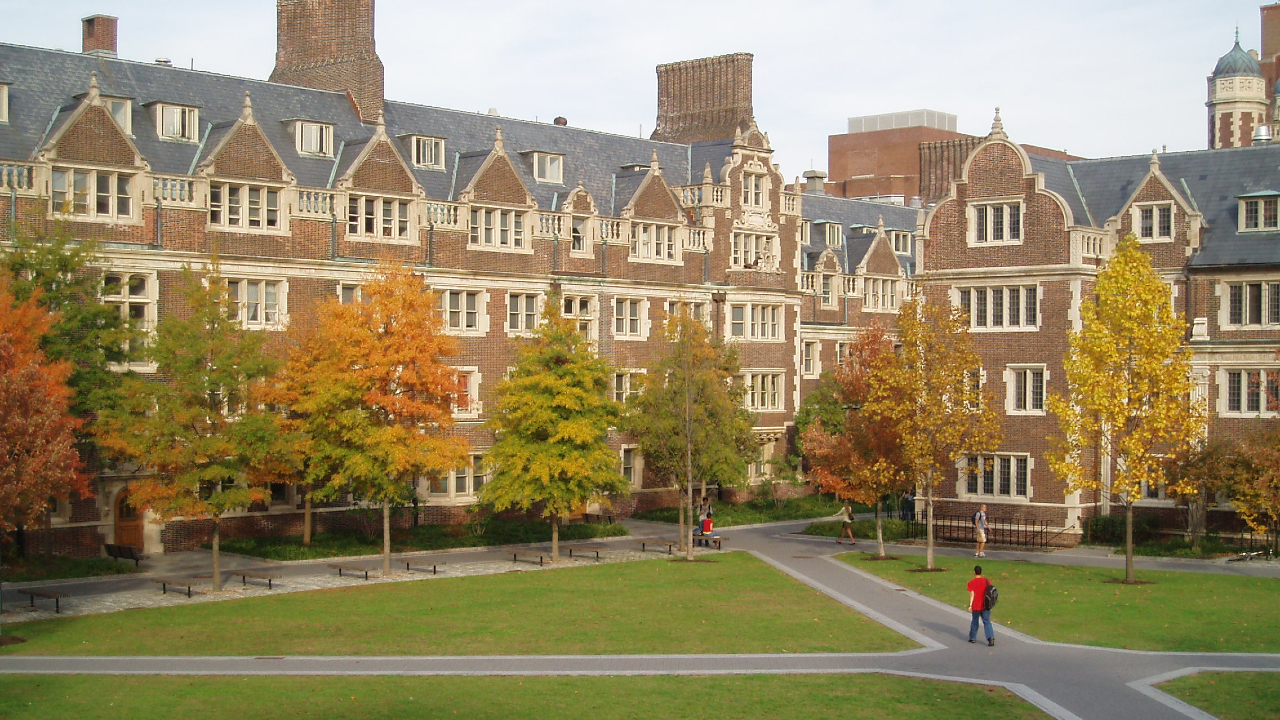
[0,3,919,556]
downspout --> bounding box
[154,198,163,248]
[426,222,434,268]
[8,186,16,239]
[329,207,337,260]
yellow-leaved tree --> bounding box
[1047,235,1205,583]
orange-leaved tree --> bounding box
[801,324,911,556]
[0,274,87,536]
[271,262,468,575]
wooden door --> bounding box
[115,491,143,549]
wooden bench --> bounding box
[638,539,678,554]
[17,588,66,613]
[151,577,201,597]
[401,560,447,575]
[328,563,373,580]
[694,534,724,550]
[103,543,142,567]
[584,512,616,524]
[512,552,547,566]
[562,544,607,560]
[233,570,283,589]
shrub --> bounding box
[1084,513,1161,545]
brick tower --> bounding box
[651,53,754,144]
[269,0,384,124]
[1207,32,1267,148]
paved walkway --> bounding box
[3,519,1279,719]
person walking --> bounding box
[967,565,995,646]
[832,502,855,544]
[973,504,988,557]
[898,490,909,521]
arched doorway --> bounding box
[115,490,143,549]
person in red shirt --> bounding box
[967,565,994,646]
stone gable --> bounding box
[631,174,683,221]
[54,105,137,167]
[350,140,415,194]
[208,123,286,181]
[470,153,528,205]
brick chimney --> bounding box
[82,15,118,58]
[651,53,754,144]
[269,0,385,124]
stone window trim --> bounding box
[226,277,287,331]
[451,366,483,419]
[506,291,542,335]
[801,340,821,378]
[967,196,1024,247]
[1219,280,1280,329]
[293,120,334,157]
[820,274,837,308]
[741,173,767,209]
[154,103,199,142]
[0,83,8,124]
[437,288,490,337]
[741,369,785,412]
[338,283,364,305]
[102,268,158,373]
[613,368,646,403]
[1130,201,1176,242]
[629,222,680,264]
[822,222,843,248]
[862,276,899,313]
[727,302,783,342]
[620,445,642,489]
[410,135,446,170]
[531,152,564,185]
[890,230,912,254]
[562,294,598,341]
[427,453,488,501]
[956,453,1033,501]
[612,296,650,341]
[347,194,414,244]
[1005,364,1048,416]
[1218,366,1280,417]
[104,97,131,135]
[468,206,531,254]
[1238,194,1280,232]
[569,216,593,257]
[209,181,287,234]
[730,232,778,272]
[50,166,138,224]
[954,283,1041,332]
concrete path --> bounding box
[3,519,1279,719]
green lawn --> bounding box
[215,519,628,561]
[841,553,1280,653]
[0,675,1047,720]
[0,555,139,583]
[805,518,920,542]
[1160,672,1280,720]
[633,494,868,526]
[0,552,913,656]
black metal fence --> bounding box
[901,512,1055,550]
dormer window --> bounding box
[1132,201,1174,240]
[1240,194,1280,231]
[891,231,912,254]
[105,98,131,135]
[158,104,198,142]
[823,222,843,248]
[296,121,333,156]
[411,136,445,170]
[0,83,9,123]
[533,153,563,184]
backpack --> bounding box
[983,582,999,611]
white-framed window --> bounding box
[348,195,412,241]
[890,230,911,254]
[620,446,640,487]
[226,278,285,329]
[338,283,363,304]
[1224,281,1280,327]
[741,174,765,207]
[445,454,487,497]
[102,270,157,368]
[729,303,781,341]
[533,153,563,184]
[821,274,836,307]
[742,371,783,411]
[507,292,540,333]
[295,121,333,156]
[630,223,677,261]
[1240,196,1280,231]
[469,207,526,249]
[613,297,647,339]
[570,217,588,253]
[1006,365,1047,415]
[452,367,483,418]
[0,84,8,123]
[105,98,131,134]
[563,294,596,338]
[962,454,1031,498]
[209,183,282,231]
[157,104,198,141]
[862,277,899,311]
[412,136,445,170]
[730,233,777,271]
[970,201,1023,245]
[665,299,707,327]
[51,168,133,220]
[958,285,1039,330]
[1222,368,1280,415]
[823,222,843,248]
[802,340,820,378]
[613,370,644,402]
[439,289,486,334]
[1132,202,1174,241]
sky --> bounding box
[0,1,1267,181]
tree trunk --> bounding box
[1188,487,1207,550]
[551,516,560,563]
[43,507,52,560]
[1124,501,1135,583]
[212,519,222,592]
[675,482,687,554]
[875,499,885,557]
[303,489,313,547]
[685,481,695,561]
[925,469,936,570]
[382,501,391,577]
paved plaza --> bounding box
[2,519,1279,719]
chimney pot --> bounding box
[82,14,118,58]
[802,169,827,193]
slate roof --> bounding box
[0,42,690,208]
[798,192,917,274]
[1212,40,1263,79]
[1028,154,1092,227]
